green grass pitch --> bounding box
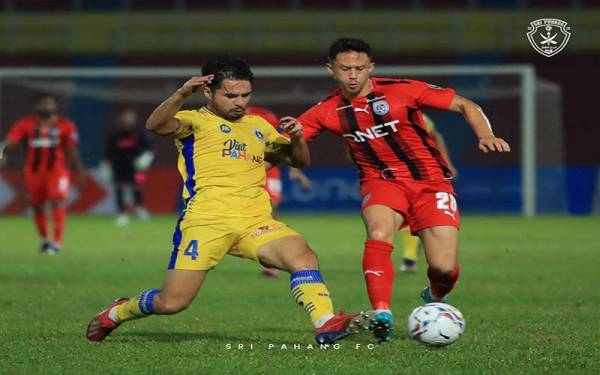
[1,214,599,374]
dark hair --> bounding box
[328,37,372,61]
[34,92,57,104]
[201,55,254,90]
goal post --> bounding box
[0,65,539,216]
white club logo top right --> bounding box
[527,18,571,57]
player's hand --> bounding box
[448,163,459,179]
[479,136,511,153]
[289,168,312,190]
[76,170,87,190]
[279,117,303,141]
[177,75,214,97]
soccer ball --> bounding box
[407,303,465,346]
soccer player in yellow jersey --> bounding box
[399,114,458,273]
[86,56,372,344]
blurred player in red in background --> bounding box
[399,113,458,273]
[246,106,312,278]
[298,38,510,342]
[0,94,86,254]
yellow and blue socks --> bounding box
[109,289,160,323]
[290,270,334,328]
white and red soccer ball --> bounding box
[407,303,465,346]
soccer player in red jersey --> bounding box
[246,106,312,278]
[0,94,86,254]
[298,38,511,342]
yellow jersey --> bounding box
[173,107,290,218]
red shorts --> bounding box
[360,178,460,234]
[265,167,282,203]
[24,169,70,206]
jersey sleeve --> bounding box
[260,119,290,153]
[299,105,324,143]
[62,120,80,147]
[5,120,28,144]
[173,111,196,139]
[410,80,456,110]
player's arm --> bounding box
[66,146,87,187]
[1,121,27,168]
[279,116,310,168]
[446,95,511,153]
[0,141,18,169]
[146,75,214,136]
[430,129,458,177]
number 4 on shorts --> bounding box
[183,240,199,260]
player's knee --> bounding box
[289,247,319,272]
[367,226,394,242]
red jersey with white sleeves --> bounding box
[300,78,455,181]
[6,115,79,174]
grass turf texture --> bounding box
[1,214,599,374]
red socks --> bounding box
[362,239,395,310]
[33,210,48,240]
[52,206,66,245]
[428,264,461,299]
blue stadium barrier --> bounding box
[277,166,593,214]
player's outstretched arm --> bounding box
[447,95,511,154]
[146,75,214,136]
[0,141,17,169]
[279,116,310,168]
[66,146,87,188]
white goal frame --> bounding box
[0,65,536,216]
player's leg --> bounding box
[256,235,335,327]
[410,185,461,303]
[114,182,129,226]
[359,179,409,342]
[86,269,208,342]
[261,199,280,278]
[361,204,404,342]
[47,171,70,252]
[400,227,419,273]
[261,174,282,278]
[361,204,404,310]
[113,269,207,321]
[25,172,50,252]
[32,205,50,251]
[235,220,372,344]
[87,218,232,342]
[419,226,460,302]
[132,180,149,221]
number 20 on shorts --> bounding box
[436,192,457,212]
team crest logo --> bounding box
[254,128,265,141]
[362,193,372,206]
[220,124,232,134]
[372,100,390,116]
[527,18,571,57]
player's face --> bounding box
[35,97,58,119]
[205,79,252,121]
[118,110,138,129]
[327,51,374,98]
